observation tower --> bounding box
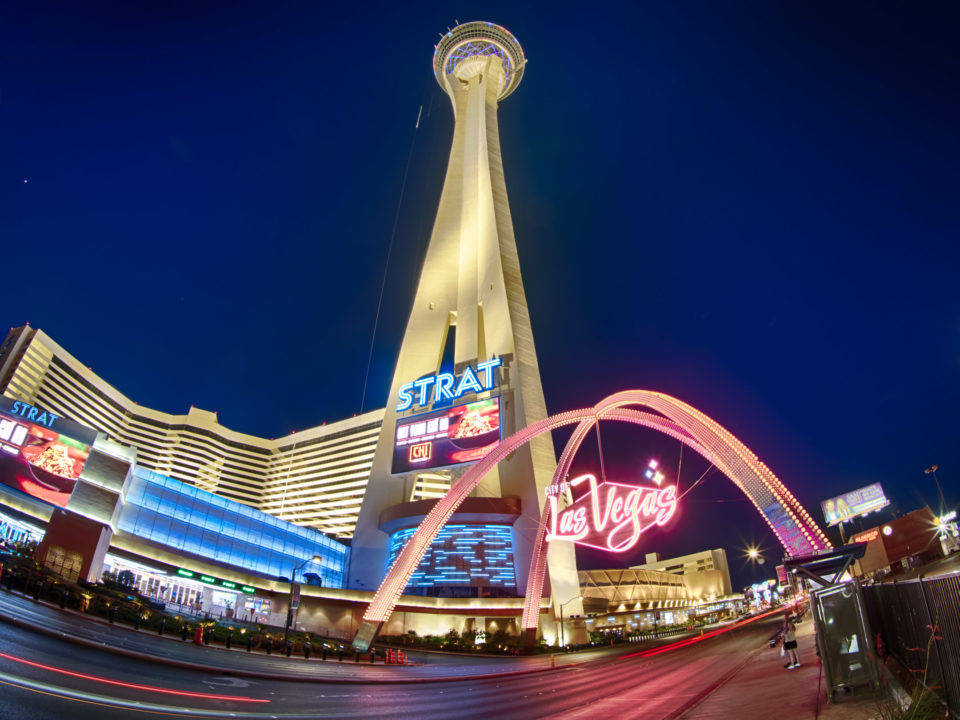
[350,22,581,632]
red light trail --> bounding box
[618,608,785,660]
[0,650,269,703]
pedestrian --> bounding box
[782,613,800,669]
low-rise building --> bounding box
[852,508,944,578]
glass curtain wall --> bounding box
[118,467,348,587]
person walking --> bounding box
[782,613,800,669]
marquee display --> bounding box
[0,397,97,508]
[391,397,501,474]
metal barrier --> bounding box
[862,573,960,716]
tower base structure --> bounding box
[352,390,831,651]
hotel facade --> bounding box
[0,22,743,644]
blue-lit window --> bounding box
[387,524,517,598]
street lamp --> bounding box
[284,555,322,645]
[924,465,947,517]
[558,595,581,648]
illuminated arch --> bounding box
[352,390,831,649]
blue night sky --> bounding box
[2,2,957,587]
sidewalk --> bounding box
[677,617,880,719]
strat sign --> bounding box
[546,473,678,552]
[5,401,61,428]
[396,359,501,411]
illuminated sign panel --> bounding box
[174,567,256,593]
[545,473,678,552]
[392,397,500,474]
[396,359,501,411]
[820,483,889,526]
[0,398,97,508]
[851,528,880,544]
[776,564,789,585]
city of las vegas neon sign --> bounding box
[545,473,678,552]
[396,358,502,411]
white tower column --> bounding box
[350,23,579,611]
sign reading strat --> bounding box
[820,482,889,526]
[545,473,678,552]
[0,397,97,508]
[396,359,501,411]
[392,397,500,474]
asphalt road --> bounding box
[0,590,631,678]
[0,596,779,720]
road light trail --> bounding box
[0,671,334,718]
[0,649,269,703]
[618,607,784,660]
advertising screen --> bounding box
[392,397,500,474]
[776,564,789,586]
[0,398,96,508]
[820,482,889,526]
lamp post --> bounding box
[284,555,322,645]
[558,595,581,648]
[924,465,947,517]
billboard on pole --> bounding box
[820,483,889,526]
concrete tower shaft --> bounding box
[349,22,579,614]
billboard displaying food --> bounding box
[820,482,889,526]
[392,397,500,474]
[0,398,96,508]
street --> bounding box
[0,599,779,719]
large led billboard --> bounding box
[0,398,97,507]
[392,397,500,474]
[820,482,889,526]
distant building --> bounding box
[0,325,383,538]
[632,548,734,598]
[575,550,741,638]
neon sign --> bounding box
[546,473,678,552]
[396,358,501,411]
[851,528,879,544]
[5,401,60,428]
[408,442,432,464]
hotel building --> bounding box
[1,325,382,539]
